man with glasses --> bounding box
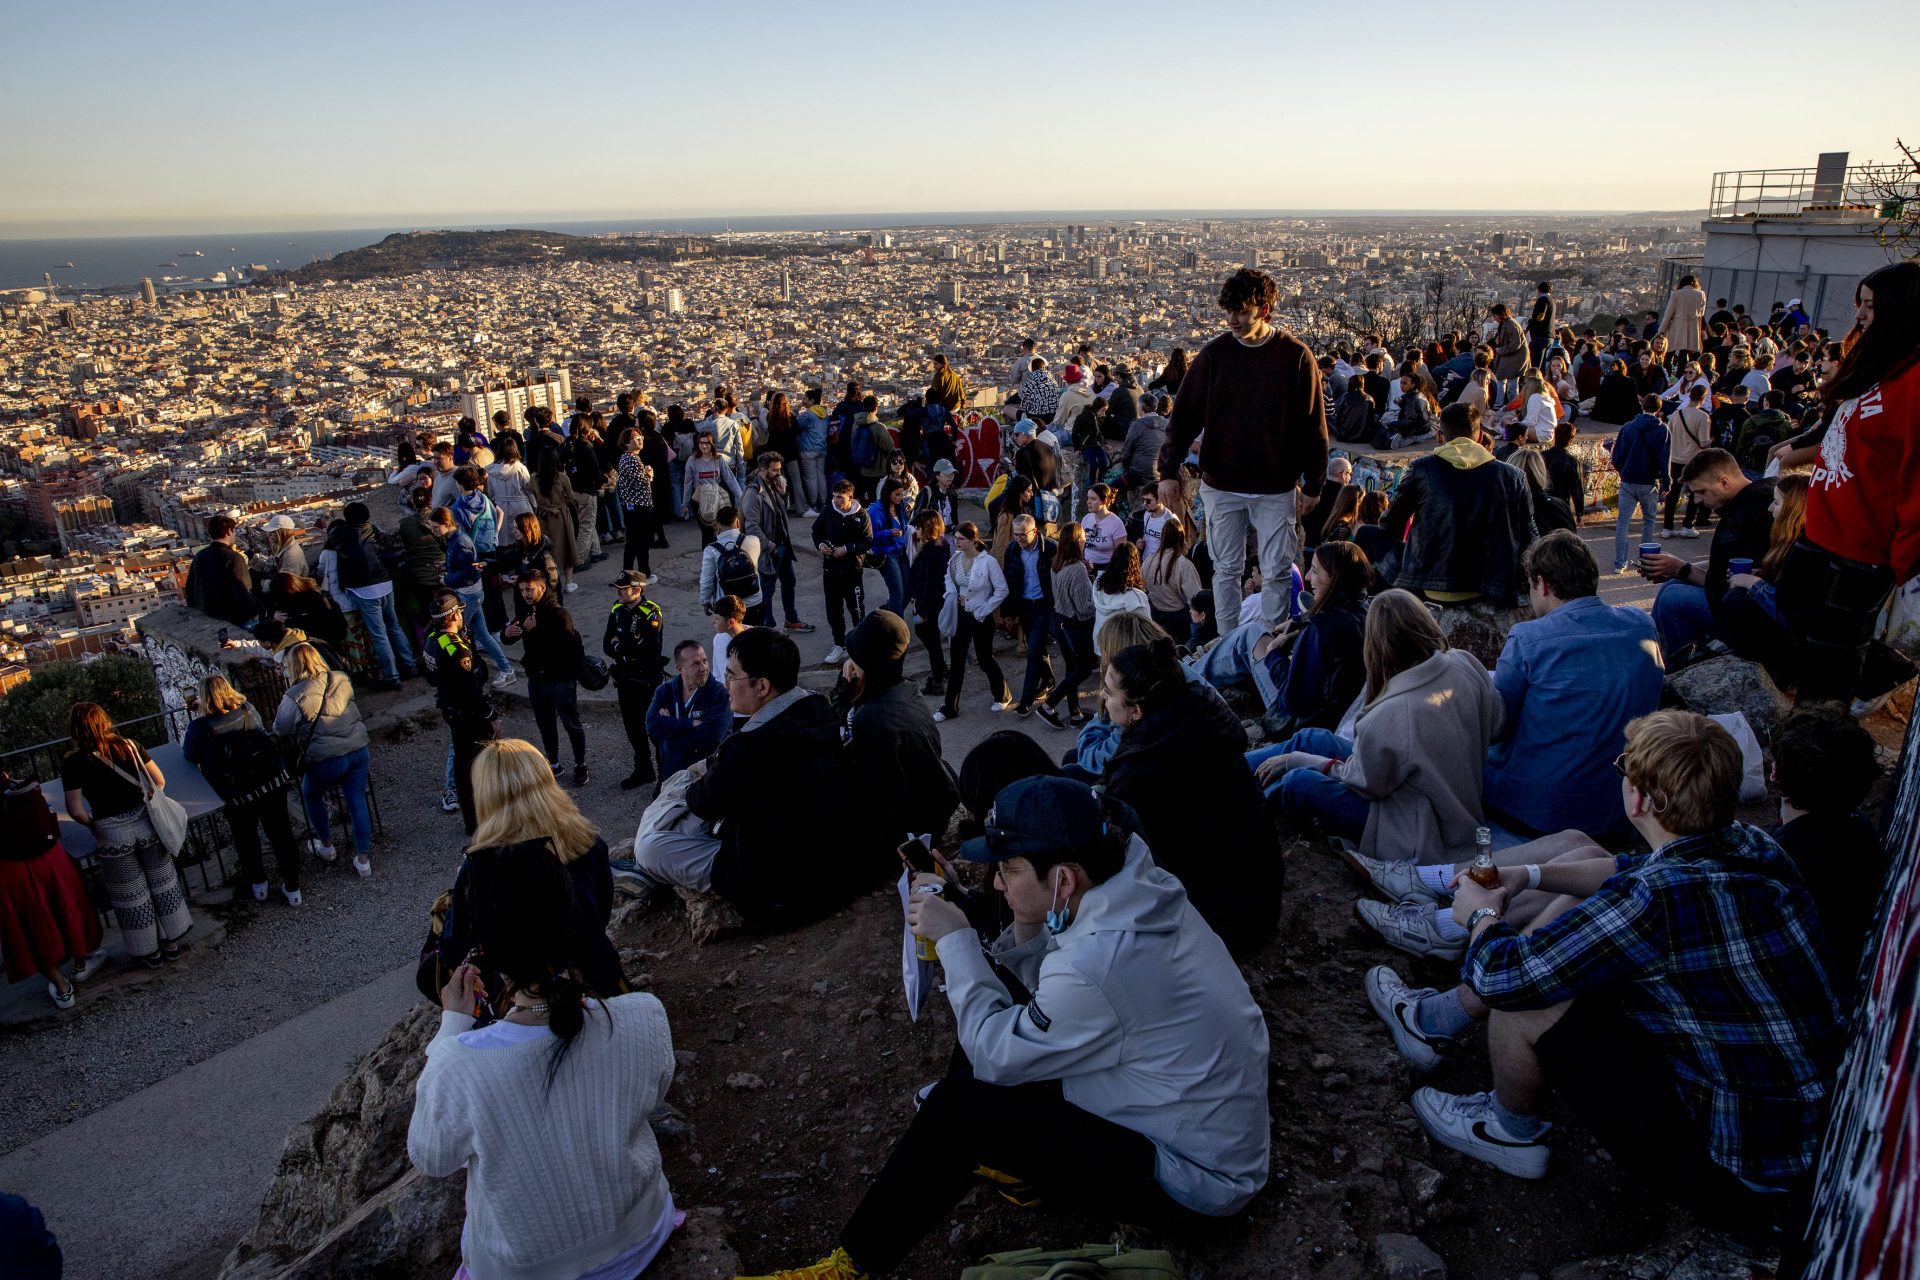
[1357,710,1843,1218]
[1638,449,1776,656]
[631,627,853,927]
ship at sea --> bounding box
[52,261,75,269]
[183,249,204,257]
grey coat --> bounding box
[273,670,369,763]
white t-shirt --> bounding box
[1140,509,1174,560]
[711,629,735,677]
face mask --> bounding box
[1045,870,1072,934]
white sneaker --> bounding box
[280,886,304,907]
[250,881,270,903]
[987,696,1014,713]
[72,950,107,981]
[489,670,516,689]
[1411,1087,1552,1179]
[352,855,372,879]
[440,787,460,814]
[1339,847,1442,904]
[912,1081,937,1111]
[1364,966,1446,1073]
[1676,527,1701,539]
[311,842,338,863]
[802,509,820,519]
[932,707,955,723]
[565,581,579,593]
[823,645,847,666]
[48,981,75,1011]
[1355,899,1467,961]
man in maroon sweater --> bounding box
[1159,268,1329,628]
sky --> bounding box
[3,0,1916,237]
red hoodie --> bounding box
[1807,356,1920,582]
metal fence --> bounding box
[1708,163,1914,220]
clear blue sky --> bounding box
[4,0,1915,236]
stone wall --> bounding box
[135,604,287,722]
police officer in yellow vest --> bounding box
[603,569,666,790]
[422,589,499,833]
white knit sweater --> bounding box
[407,993,675,1280]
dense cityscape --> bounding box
[0,212,1696,683]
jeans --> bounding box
[1662,463,1699,531]
[529,680,586,767]
[1188,619,1280,710]
[1015,598,1055,707]
[760,543,801,625]
[1201,484,1299,630]
[598,489,625,539]
[1044,614,1095,714]
[877,551,908,616]
[669,460,686,519]
[799,452,828,511]
[345,590,416,681]
[1614,481,1660,568]
[1652,581,1717,654]
[1249,728,1368,837]
[301,745,372,856]
[455,588,514,674]
[574,492,600,564]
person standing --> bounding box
[1036,520,1097,729]
[274,643,376,877]
[741,453,815,634]
[1527,282,1555,369]
[184,512,260,628]
[614,427,656,575]
[1609,396,1670,573]
[868,479,914,617]
[905,511,953,695]
[936,521,1011,722]
[422,590,499,834]
[327,502,418,690]
[1488,303,1529,404]
[1158,269,1327,631]
[61,703,192,968]
[1659,273,1710,364]
[428,506,515,687]
[813,480,873,666]
[502,572,589,787]
[604,570,666,791]
[1001,514,1057,716]
[794,387,832,516]
[699,506,765,625]
[0,772,103,1012]
[183,675,302,907]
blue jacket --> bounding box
[796,408,831,454]
[1610,413,1670,486]
[646,676,732,777]
[442,527,483,590]
[867,500,911,557]
[1484,595,1664,835]
[1269,593,1367,730]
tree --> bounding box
[1860,138,1920,261]
[0,656,163,760]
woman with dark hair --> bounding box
[1313,483,1363,545]
[502,573,589,787]
[1775,261,1920,704]
[1147,347,1188,395]
[614,427,655,575]
[867,478,913,616]
[1352,489,1393,565]
[532,448,581,592]
[1251,589,1500,865]
[61,703,192,966]
[765,391,800,510]
[1142,517,1202,639]
[1098,636,1274,952]
[1091,541,1151,654]
[637,410,674,546]
[1543,420,1589,519]
[1,770,104,1010]
[1510,446,1577,534]
[904,510,952,694]
[936,521,1010,722]
[1036,520,1096,728]
[409,832,676,1280]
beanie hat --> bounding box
[845,609,910,673]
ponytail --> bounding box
[1107,636,1187,717]
[542,967,594,1088]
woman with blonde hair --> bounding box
[432,739,625,1008]
[184,673,302,905]
[1254,589,1502,866]
[273,642,374,878]
[61,702,193,966]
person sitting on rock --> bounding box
[631,627,861,928]
[1374,402,1537,607]
[1638,448,1775,657]
[1364,711,1844,1218]
[409,835,676,1280]
[1251,589,1501,865]
[1480,531,1664,839]
[835,610,960,858]
[644,639,731,780]
[740,778,1269,1280]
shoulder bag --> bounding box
[280,673,334,777]
[95,746,189,858]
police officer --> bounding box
[603,569,666,790]
[422,589,499,833]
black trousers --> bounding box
[1045,615,1096,714]
[944,609,1008,711]
[229,791,301,890]
[1015,598,1055,708]
[1663,462,1700,530]
[840,1075,1189,1275]
[529,680,586,767]
[616,680,658,781]
[449,718,496,835]
[1773,537,1897,704]
[760,543,800,625]
[913,618,947,683]
[824,571,865,645]
[622,507,654,574]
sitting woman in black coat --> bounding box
[428,739,624,1018]
[1098,636,1277,953]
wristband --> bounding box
[1525,863,1542,890]
[1321,757,1343,776]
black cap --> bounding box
[845,609,909,672]
[958,776,1107,864]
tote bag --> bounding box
[96,749,190,857]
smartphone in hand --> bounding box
[898,838,938,877]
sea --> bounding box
[0,207,1618,294]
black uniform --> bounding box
[425,624,498,834]
[603,596,667,782]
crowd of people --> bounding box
[4,261,1915,1280]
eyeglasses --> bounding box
[724,670,751,684]
[1612,752,1630,779]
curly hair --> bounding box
[1218,268,1278,314]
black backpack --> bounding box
[201,717,291,805]
[716,536,758,600]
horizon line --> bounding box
[0,206,1711,243]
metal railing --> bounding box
[1708,164,1915,220]
[0,708,191,786]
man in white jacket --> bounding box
[742,777,1270,1280]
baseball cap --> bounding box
[932,458,956,476]
[1787,298,1802,308]
[614,569,649,590]
[958,776,1107,864]
[264,514,296,532]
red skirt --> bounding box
[0,843,104,983]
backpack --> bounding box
[716,535,759,600]
[694,478,725,525]
[960,1245,1183,1280]
[200,714,291,805]
[850,416,881,468]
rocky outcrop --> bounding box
[1664,654,1793,746]
[1432,600,1526,669]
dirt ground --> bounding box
[614,825,1791,1279]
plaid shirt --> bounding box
[1463,822,1847,1183]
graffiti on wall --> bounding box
[1805,708,1918,1279]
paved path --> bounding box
[0,963,420,1280]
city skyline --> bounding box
[4,0,1915,237]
